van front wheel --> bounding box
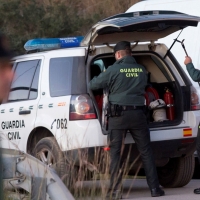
[157,154,195,188]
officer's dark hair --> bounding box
[118,48,132,57]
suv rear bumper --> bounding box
[64,112,200,168]
[64,137,196,168]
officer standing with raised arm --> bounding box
[184,56,200,195]
[89,41,164,200]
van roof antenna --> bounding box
[163,29,183,59]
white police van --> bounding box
[1,10,200,188]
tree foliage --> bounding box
[0,0,140,54]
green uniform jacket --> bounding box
[89,56,147,106]
[186,63,200,82]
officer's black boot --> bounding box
[151,187,165,197]
[194,188,200,194]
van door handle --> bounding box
[19,110,31,115]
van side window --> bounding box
[8,60,41,101]
[49,57,73,97]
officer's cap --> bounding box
[114,41,131,54]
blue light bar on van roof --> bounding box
[24,36,84,51]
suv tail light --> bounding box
[69,94,97,120]
[190,86,200,110]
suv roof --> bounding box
[13,46,87,60]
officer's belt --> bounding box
[121,105,144,110]
[111,104,144,111]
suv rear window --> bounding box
[49,57,86,97]
[49,57,73,97]
[8,60,41,101]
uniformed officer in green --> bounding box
[89,41,165,199]
[184,56,200,195]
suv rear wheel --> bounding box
[33,137,78,189]
[33,137,66,176]
[157,154,195,188]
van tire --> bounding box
[157,154,195,188]
[33,137,67,177]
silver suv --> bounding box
[1,10,200,188]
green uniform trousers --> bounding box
[108,109,159,191]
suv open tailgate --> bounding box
[81,11,200,46]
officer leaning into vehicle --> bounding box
[184,56,200,195]
[0,32,14,199]
[89,41,165,200]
